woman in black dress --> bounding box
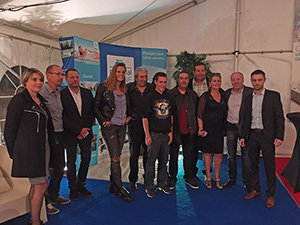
[197,73,227,189]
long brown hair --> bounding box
[104,62,127,93]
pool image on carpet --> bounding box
[3,156,300,225]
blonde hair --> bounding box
[20,68,44,86]
[104,62,127,92]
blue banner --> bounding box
[99,43,141,83]
[59,36,100,167]
[142,48,168,81]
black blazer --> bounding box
[61,87,95,141]
[225,85,253,134]
[240,89,285,143]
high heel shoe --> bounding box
[213,179,223,190]
[205,179,212,189]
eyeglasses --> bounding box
[49,72,65,76]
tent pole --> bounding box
[234,0,241,72]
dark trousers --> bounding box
[169,133,197,181]
[226,122,251,187]
[47,132,65,200]
[128,120,147,183]
[65,136,92,190]
[102,124,126,187]
[247,130,276,197]
[145,132,170,190]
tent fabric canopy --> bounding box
[0,0,298,157]
[0,0,194,41]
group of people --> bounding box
[4,62,284,224]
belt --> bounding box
[227,121,238,127]
[252,129,263,133]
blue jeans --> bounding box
[145,132,170,190]
[226,122,251,187]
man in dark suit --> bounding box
[224,72,253,191]
[240,69,284,208]
[61,69,95,200]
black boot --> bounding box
[115,185,132,202]
[109,175,116,194]
[110,175,132,202]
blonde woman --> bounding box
[197,73,227,190]
[5,68,54,225]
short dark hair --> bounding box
[65,68,79,77]
[251,69,265,78]
[178,72,189,79]
[152,72,167,82]
[209,72,221,82]
[193,62,205,71]
[46,65,61,74]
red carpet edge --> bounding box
[275,157,300,208]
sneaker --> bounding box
[77,186,93,197]
[51,196,71,205]
[158,185,172,194]
[69,190,79,201]
[46,203,60,215]
[185,178,199,189]
[145,189,157,198]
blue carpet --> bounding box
[3,155,300,225]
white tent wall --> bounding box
[0,25,62,76]
[113,0,295,157]
[0,25,62,143]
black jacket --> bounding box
[61,87,95,142]
[94,82,131,126]
[127,81,154,121]
[240,89,285,142]
[4,89,54,178]
[168,86,198,145]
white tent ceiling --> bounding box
[0,0,195,41]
